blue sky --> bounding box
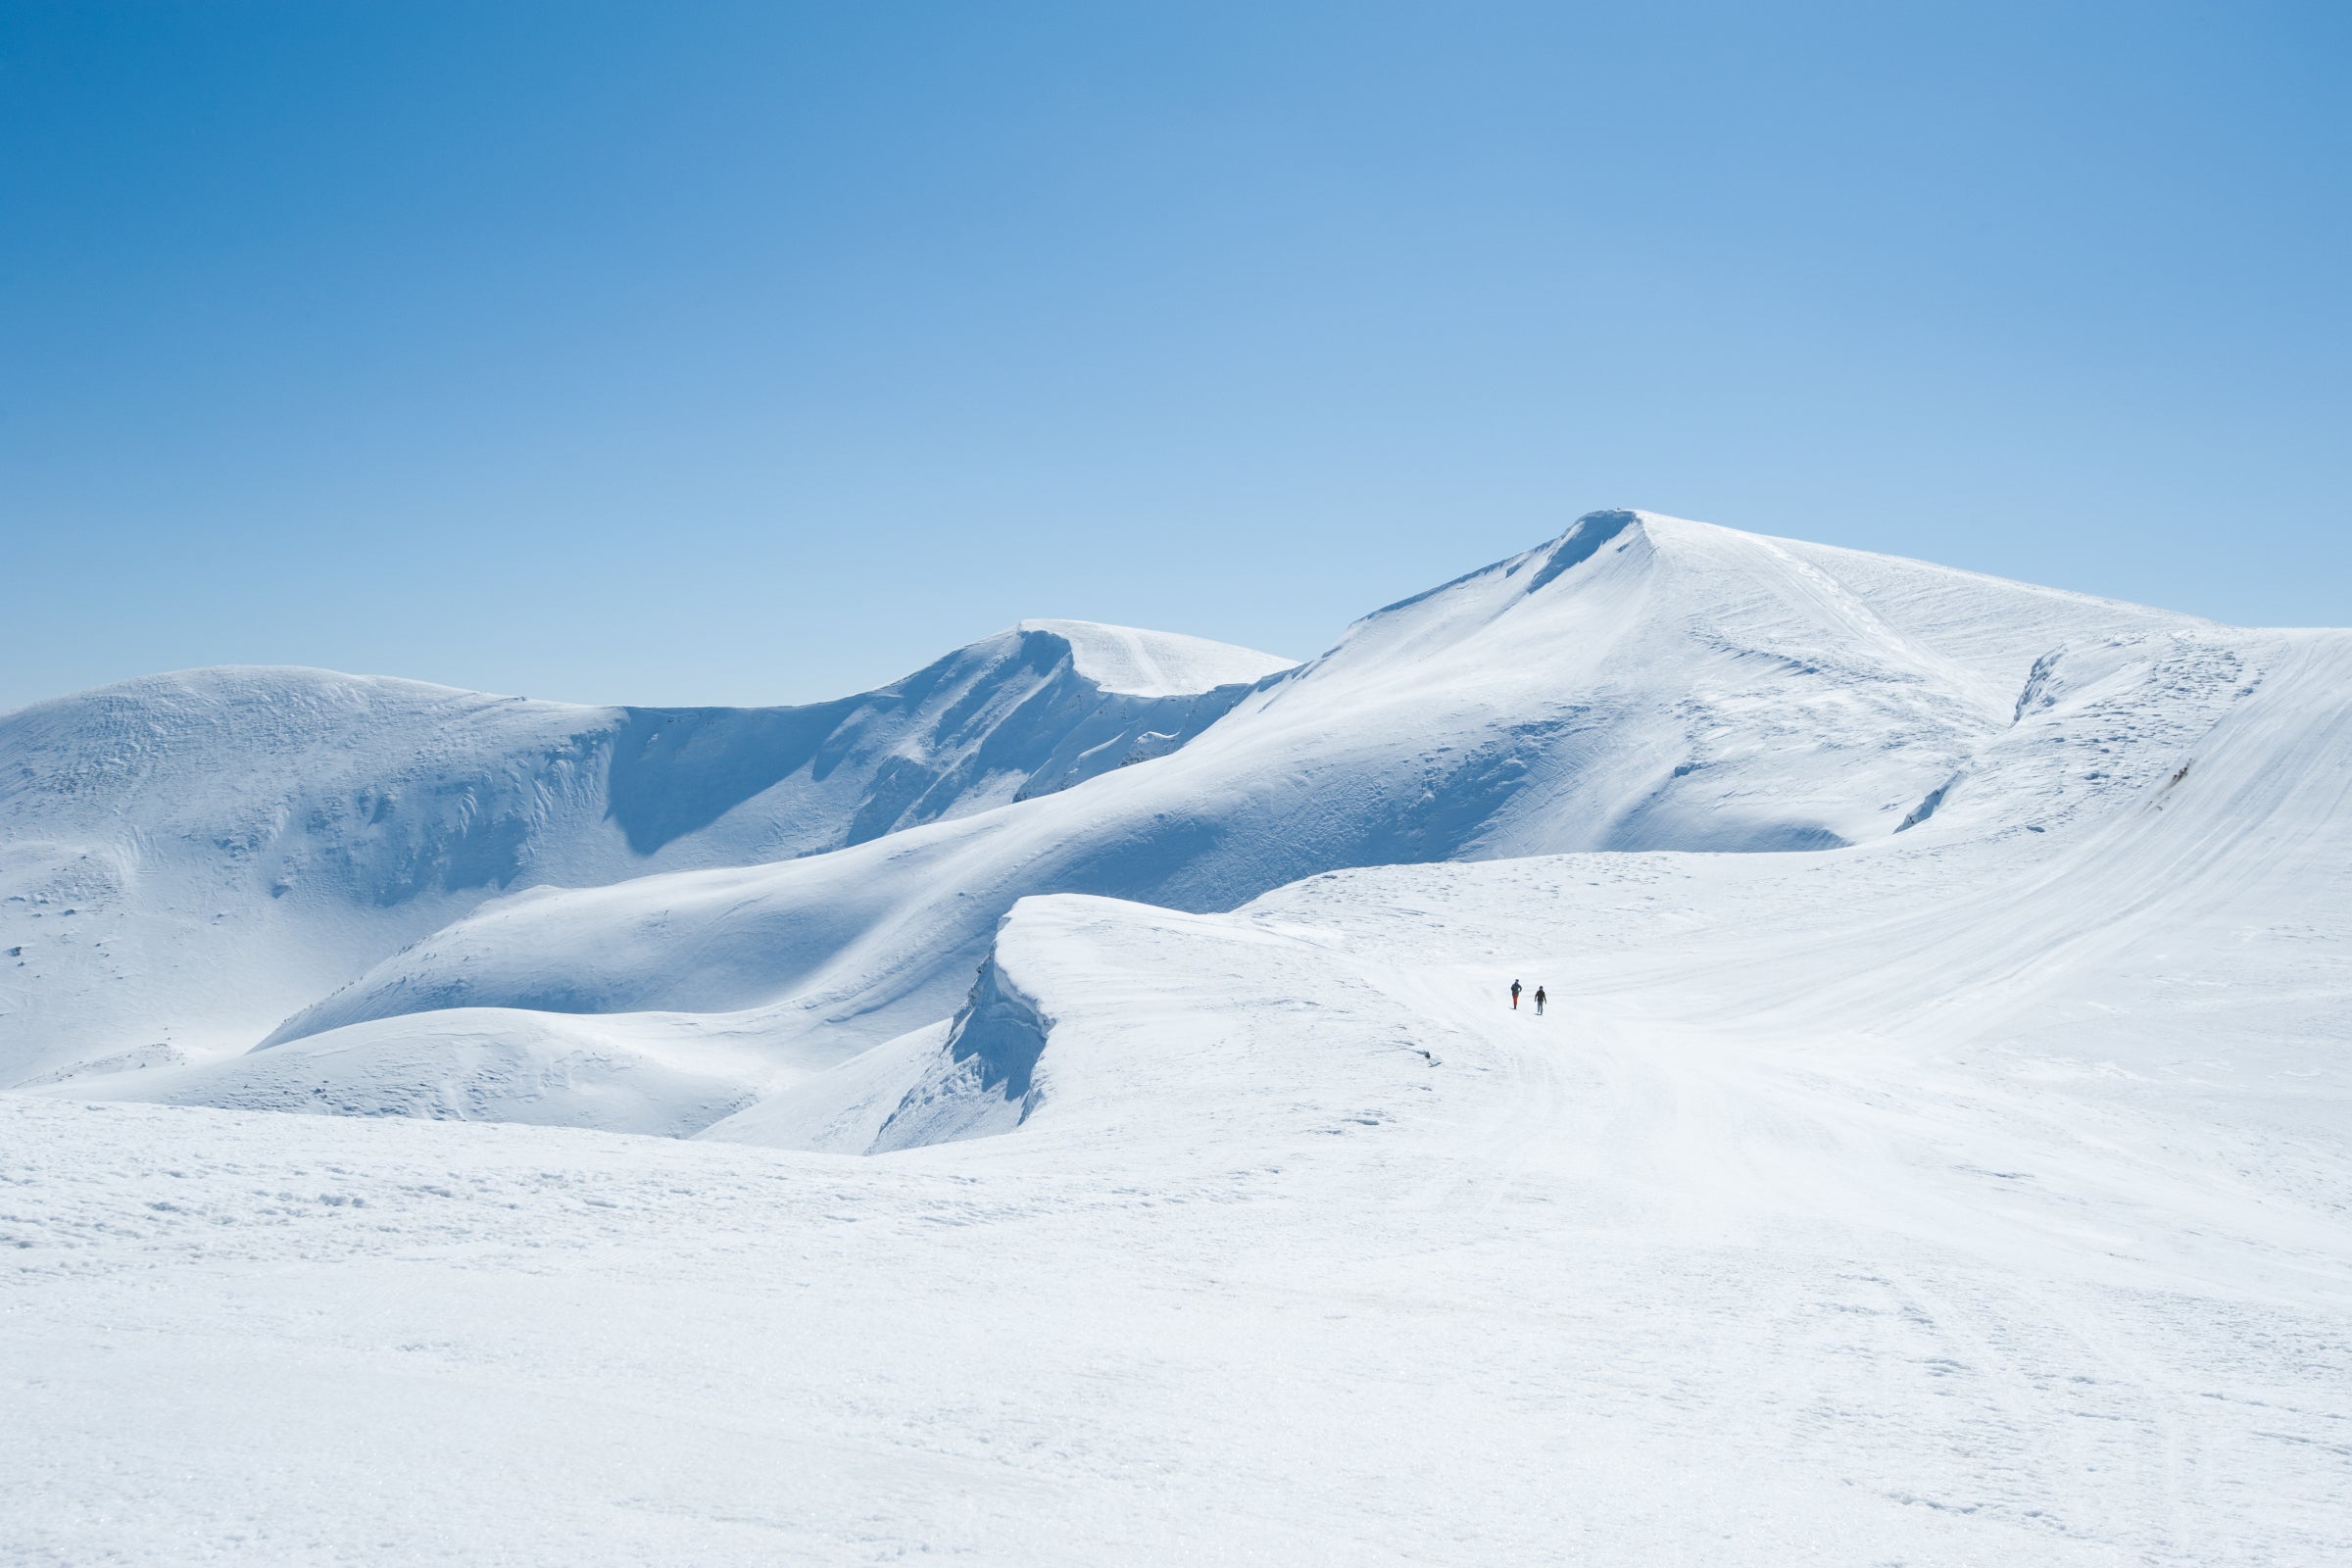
[4,1,2346,710]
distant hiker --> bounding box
[1534,986,1546,1015]
[1510,979,1522,1010]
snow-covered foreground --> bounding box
[4,512,2349,1562]
[8,842,2347,1562]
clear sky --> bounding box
[4,2,2346,710]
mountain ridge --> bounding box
[165,508,2279,1141]
[0,622,1293,1082]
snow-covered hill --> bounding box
[223,511,2244,1129]
[0,623,1291,1083]
[7,508,2349,1564]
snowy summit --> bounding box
[1016,617,1297,698]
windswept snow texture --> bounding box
[867,955,1052,1152]
[0,621,1289,1083]
[4,510,2350,1564]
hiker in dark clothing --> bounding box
[1509,979,1522,1010]
[1534,986,1546,1016]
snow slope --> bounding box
[250,512,2230,1095]
[1025,616,1291,697]
[0,623,1290,1083]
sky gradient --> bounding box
[5,1,2347,710]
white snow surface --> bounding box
[244,511,2230,1078]
[1019,616,1296,697]
[0,621,1288,1082]
[4,510,2349,1563]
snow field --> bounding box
[8,836,2343,1561]
[3,510,2348,1563]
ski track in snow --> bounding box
[2,512,2348,1563]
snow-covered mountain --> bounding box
[0,621,1291,1083]
[9,508,2349,1565]
[174,510,2253,1134]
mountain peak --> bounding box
[1527,509,1646,592]
[1014,619,1296,698]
